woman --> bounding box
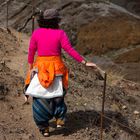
[25,9,97,137]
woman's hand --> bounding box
[81,60,105,80]
[81,60,97,69]
[85,62,97,69]
[24,95,29,103]
[23,95,30,105]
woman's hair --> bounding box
[37,14,60,29]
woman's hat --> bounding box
[43,9,61,19]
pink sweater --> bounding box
[28,28,84,64]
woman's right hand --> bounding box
[24,95,29,103]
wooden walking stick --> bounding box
[6,1,9,30]
[6,0,11,33]
[94,66,107,140]
[100,72,107,140]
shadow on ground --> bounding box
[50,110,137,137]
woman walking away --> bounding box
[24,8,97,137]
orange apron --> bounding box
[25,56,68,89]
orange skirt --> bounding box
[25,56,68,89]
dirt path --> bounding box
[1,29,140,140]
[5,29,29,77]
[1,29,83,140]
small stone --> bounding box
[86,127,89,130]
[84,103,87,106]
[122,105,127,110]
[0,61,5,66]
[134,110,139,115]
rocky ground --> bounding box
[0,27,140,140]
[0,0,140,140]
[110,0,140,16]
[1,0,140,82]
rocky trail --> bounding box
[0,0,140,140]
[0,27,140,140]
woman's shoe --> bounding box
[56,119,65,128]
[40,128,50,137]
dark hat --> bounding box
[43,9,61,19]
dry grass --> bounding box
[107,69,125,86]
[119,133,139,140]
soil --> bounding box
[0,28,140,140]
[0,1,140,140]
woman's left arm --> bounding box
[60,31,97,69]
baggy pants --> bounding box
[32,97,67,130]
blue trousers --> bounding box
[32,97,67,130]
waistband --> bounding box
[36,56,62,62]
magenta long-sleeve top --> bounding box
[28,28,84,64]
